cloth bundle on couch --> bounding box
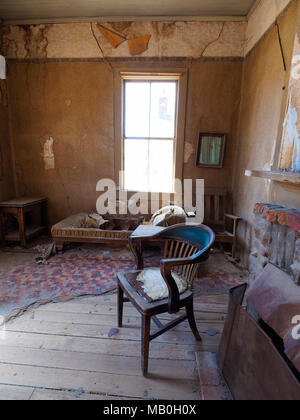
[147,205,187,227]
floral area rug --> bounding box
[0,244,246,322]
[194,269,246,293]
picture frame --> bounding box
[196,133,226,168]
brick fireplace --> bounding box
[249,203,300,285]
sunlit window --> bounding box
[123,79,178,192]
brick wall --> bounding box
[249,203,300,284]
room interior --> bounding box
[0,0,299,401]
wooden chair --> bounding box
[204,188,241,257]
[117,224,215,376]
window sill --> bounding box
[245,170,300,185]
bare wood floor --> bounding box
[0,292,229,400]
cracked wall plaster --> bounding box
[3,1,291,59]
[4,21,246,59]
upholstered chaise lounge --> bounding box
[51,212,143,252]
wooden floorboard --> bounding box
[30,388,141,400]
[0,363,200,400]
[16,309,226,328]
[27,307,227,324]
[0,293,228,400]
[0,384,35,400]
[0,346,199,379]
[36,298,228,316]
[5,318,223,345]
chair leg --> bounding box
[141,314,151,376]
[117,283,124,328]
[186,300,202,341]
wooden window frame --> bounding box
[113,63,188,194]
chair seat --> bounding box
[136,268,188,301]
[117,270,193,315]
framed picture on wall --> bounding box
[196,133,226,168]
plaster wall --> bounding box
[0,80,15,201]
[279,1,300,171]
[2,18,246,225]
[7,61,114,224]
[3,21,246,59]
[245,0,292,54]
[2,1,299,245]
[7,59,242,224]
[233,0,300,265]
[4,0,294,60]
[183,60,242,190]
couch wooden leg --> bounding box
[55,240,64,254]
[141,314,151,376]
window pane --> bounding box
[149,140,174,192]
[124,139,148,191]
[125,82,150,138]
[150,82,176,138]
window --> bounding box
[113,67,187,194]
[123,78,178,192]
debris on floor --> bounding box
[35,241,56,265]
[205,329,220,337]
[73,387,85,398]
[108,328,119,338]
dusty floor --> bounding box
[0,243,248,400]
[0,291,230,400]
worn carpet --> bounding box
[0,245,246,322]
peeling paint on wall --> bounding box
[42,137,55,170]
[184,142,194,164]
[281,100,300,170]
[3,21,246,59]
[291,54,300,79]
[280,31,300,172]
[128,35,151,56]
[96,24,126,48]
[5,24,52,58]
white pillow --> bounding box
[150,205,186,227]
[136,268,188,301]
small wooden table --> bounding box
[0,197,48,248]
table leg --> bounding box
[0,211,5,247]
[18,208,27,248]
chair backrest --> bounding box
[159,224,215,289]
[204,187,228,231]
